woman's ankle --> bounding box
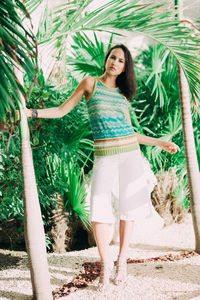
[117,254,127,261]
[100,256,111,264]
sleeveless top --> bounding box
[85,77,139,156]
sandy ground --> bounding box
[0,213,200,300]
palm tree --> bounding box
[175,0,200,252]
[0,1,52,298]
[178,67,200,252]
[0,0,35,117]
[36,0,200,101]
[1,3,200,298]
[63,32,197,228]
[38,0,200,252]
[19,95,52,299]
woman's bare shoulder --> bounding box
[80,76,96,97]
[82,76,95,89]
[80,76,98,101]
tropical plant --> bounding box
[34,0,200,103]
[50,192,74,253]
[173,169,190,210]
[175,0,200,252]
[63,160,90,230]
[1,1,52,298]
[131,45,184,172]
[59,30,199,226]
[178,66,200,252]
[131,44,199,175]
[25,70,93,253]
[0,140,24,220]
[132,44,200,237]
[19,91,52,299]
[67,32,114,77]
[2,5,200,296]
[151,167,189,226]
[45,153,91,231]
[0,0,36,118]
[1,66,93,226]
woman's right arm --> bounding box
[25,76,94,118]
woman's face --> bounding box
[105,48,125,76]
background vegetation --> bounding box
[0,0,199,251]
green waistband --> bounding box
[94,143,139,156]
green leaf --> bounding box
[0,0,36,119]
[39,0,200,104]
[155,264,163,269]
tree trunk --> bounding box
[178,66,200,253]
[19,104,52,298]
[50,193,75,253]
[175,0,200,253]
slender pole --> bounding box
[176,0,200,253]
[178,67,200,252]
[18,69,52,299]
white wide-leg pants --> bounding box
[90,149,155,224]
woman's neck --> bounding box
[99,74,117,88]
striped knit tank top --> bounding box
[86,77,139,156]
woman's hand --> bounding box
[24,107,31,118]
[16,107,31,120]
[135,133,180,154]
[159,140,180,154]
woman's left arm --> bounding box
[126,104,180,154]
[135,132,180,154]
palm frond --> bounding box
[41,0,200,103]
[23,0,45,17]
[67,32,113,77]
[0,0,36,119]
[173,169,189,209]
[160,108,182,140]
[62,120,93,166]
[63,160,91,230]
[145,45,170,108]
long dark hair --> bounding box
[103,44,137,101]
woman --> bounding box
[25,44,180,291]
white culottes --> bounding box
[90,150,155,224]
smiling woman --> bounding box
[24,43,180,292]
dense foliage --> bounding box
[1,39,199,228]
[1,0,200,250]
[0,0,36,118]
[0,70,93,233]
[131,45,200,208]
